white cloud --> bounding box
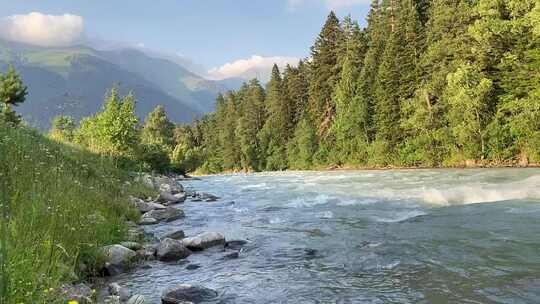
[289,0,370,9]
[208,55,299,81]
[0,12,84,47]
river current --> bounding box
[115,169,540,303]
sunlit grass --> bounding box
[0,121,154,303]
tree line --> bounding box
[175,0,540,172]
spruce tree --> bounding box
[141,105,175,152]
[237,79,266,170]
[0,66,27,125]
[259,65,290,170]
[308,11,344,135]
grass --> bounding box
[0,121,154,304]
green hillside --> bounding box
[0,121,153,303]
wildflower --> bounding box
[68,301,79,304]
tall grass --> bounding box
[0,122,153,303]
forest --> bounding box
[171,0,540,173]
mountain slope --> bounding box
[0,40,234,129]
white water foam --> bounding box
[422,176,540,206]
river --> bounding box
[114,169,540,303]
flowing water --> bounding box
[115,169,540,303]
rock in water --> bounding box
[156,238,191,261]
[225,240,248,251]
[101,245,136,276]
[161,284,218,304]
[157,191,185,204]
[162,229,186,240]
[139,217,158,225]
[182,232,226,251]
[142,207,185,222]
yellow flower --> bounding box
[68,301,79,304]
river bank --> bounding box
[94,173,243,304]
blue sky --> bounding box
[0,0,371,78]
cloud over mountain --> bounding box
[208,55,299,82]
[0,12,84,47]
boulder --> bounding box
[162,229,186,240]
[157,191,186,205]
[161,284,218,304]
[225,240,248,251]
[182,232,225,251]
[108,283,131,302]
[59,283,93,304]
[156,238,192,261]
[127,294,146,304]
[142,207,184,223]
[101,245,136,276]
[139,217,158,226]
[136,244,158,260]
[158,182,183,195]
[120,241,142,251]
[221,250,240,260]
[141,202,167,213]
[199,192,220,202]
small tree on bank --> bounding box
[0,66,27,126]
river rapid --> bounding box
[115,169,540,303]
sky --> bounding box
[0,0,371,79]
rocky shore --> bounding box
[63,173,243,304]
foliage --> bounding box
[0,121,152,304]
[0,66,27,126]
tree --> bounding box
[49,115,76,142]
[236,79,266,170]
[288,117,317,169]
[330,19,369,164]
[445,64,493,161]
[308,11,344,135]
[0,66,27,125]
[259,65,290,170]
[75,88,139,159]
[141,105,175,152]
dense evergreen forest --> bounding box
[172,0,540,173]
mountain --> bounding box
[0,39,237,129]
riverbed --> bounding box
[114,169,540,303]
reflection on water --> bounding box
[114,169,540,303]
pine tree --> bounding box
[141,105,175,151]
[308,11,344,135]
[284,61,310,128]
[220,92,241,170]
[259,65,290,170]
[330,19,369,164]
[237,79,266,170]
[0,66,27,125]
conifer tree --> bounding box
[141,105,175,151]
[259,65,290,170]
[237,79,266,170]
[308,11,344,135]
[0,66,27,125]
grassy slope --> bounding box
[0,122,153,303]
